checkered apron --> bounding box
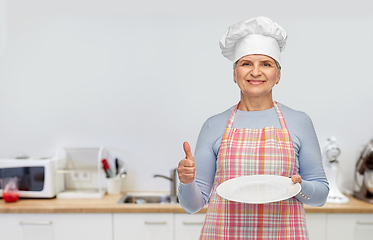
[199,102,309,240]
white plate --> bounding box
[216,175,301,204]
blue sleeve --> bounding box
[293,114,329,206]
[178,118,216,213]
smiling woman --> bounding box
[233,54,281,111]
[177,16,329,240]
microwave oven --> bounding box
[0,158,64,198]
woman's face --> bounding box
[234,54,281,100]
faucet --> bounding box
[153,168,178,203]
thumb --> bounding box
[183,142,194,160]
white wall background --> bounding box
[0,0,372,193]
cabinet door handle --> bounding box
[144,221,167,225]
[20,221,53,225]
[183,221,204,225]
[356,221,373,225]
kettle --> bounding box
[354,139,373,204]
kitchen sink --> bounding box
[117,192,173,204]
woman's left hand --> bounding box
[291,175,302,184]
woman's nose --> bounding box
[250,66,261,77]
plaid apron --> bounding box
[199,102,309,240]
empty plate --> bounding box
[216,175,301,204]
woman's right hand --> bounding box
[177,142,196,184]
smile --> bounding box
[247,80,265,85]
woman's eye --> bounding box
[263,62,273,67]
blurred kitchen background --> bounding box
[0,0,372,194]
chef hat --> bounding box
[219,16,287,67]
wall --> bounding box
[0,0,6,57]
[0,0,372,192]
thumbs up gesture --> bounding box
[177,142,196,184]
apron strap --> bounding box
[227,102,289,130]
[273,102,288,130]
[226,103,239,129]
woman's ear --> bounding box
[276,70,281,84]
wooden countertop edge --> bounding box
[0,205,196,214]
[2,208,373,214]
[1,195,373,214]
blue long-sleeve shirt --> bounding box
[178,102,329,214]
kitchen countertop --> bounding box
[0,194,373,214]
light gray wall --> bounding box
[0,0,6,57]
[0,0,372,192]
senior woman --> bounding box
[177,17,329,239]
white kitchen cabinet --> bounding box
[326,213,373,240]
[174,213,327,240]
[174,213,205,240]
[175,212,373,240]
[113,213,174,240]
[0,213,112,240]
[305,213,327,240]
[1,212,372,240]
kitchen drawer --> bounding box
[174,213,205,240]
[113,213,174,240]
[305,213,326,240]
[326,213,373,240]
[0,213,112,240]
[174,213,327,240]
